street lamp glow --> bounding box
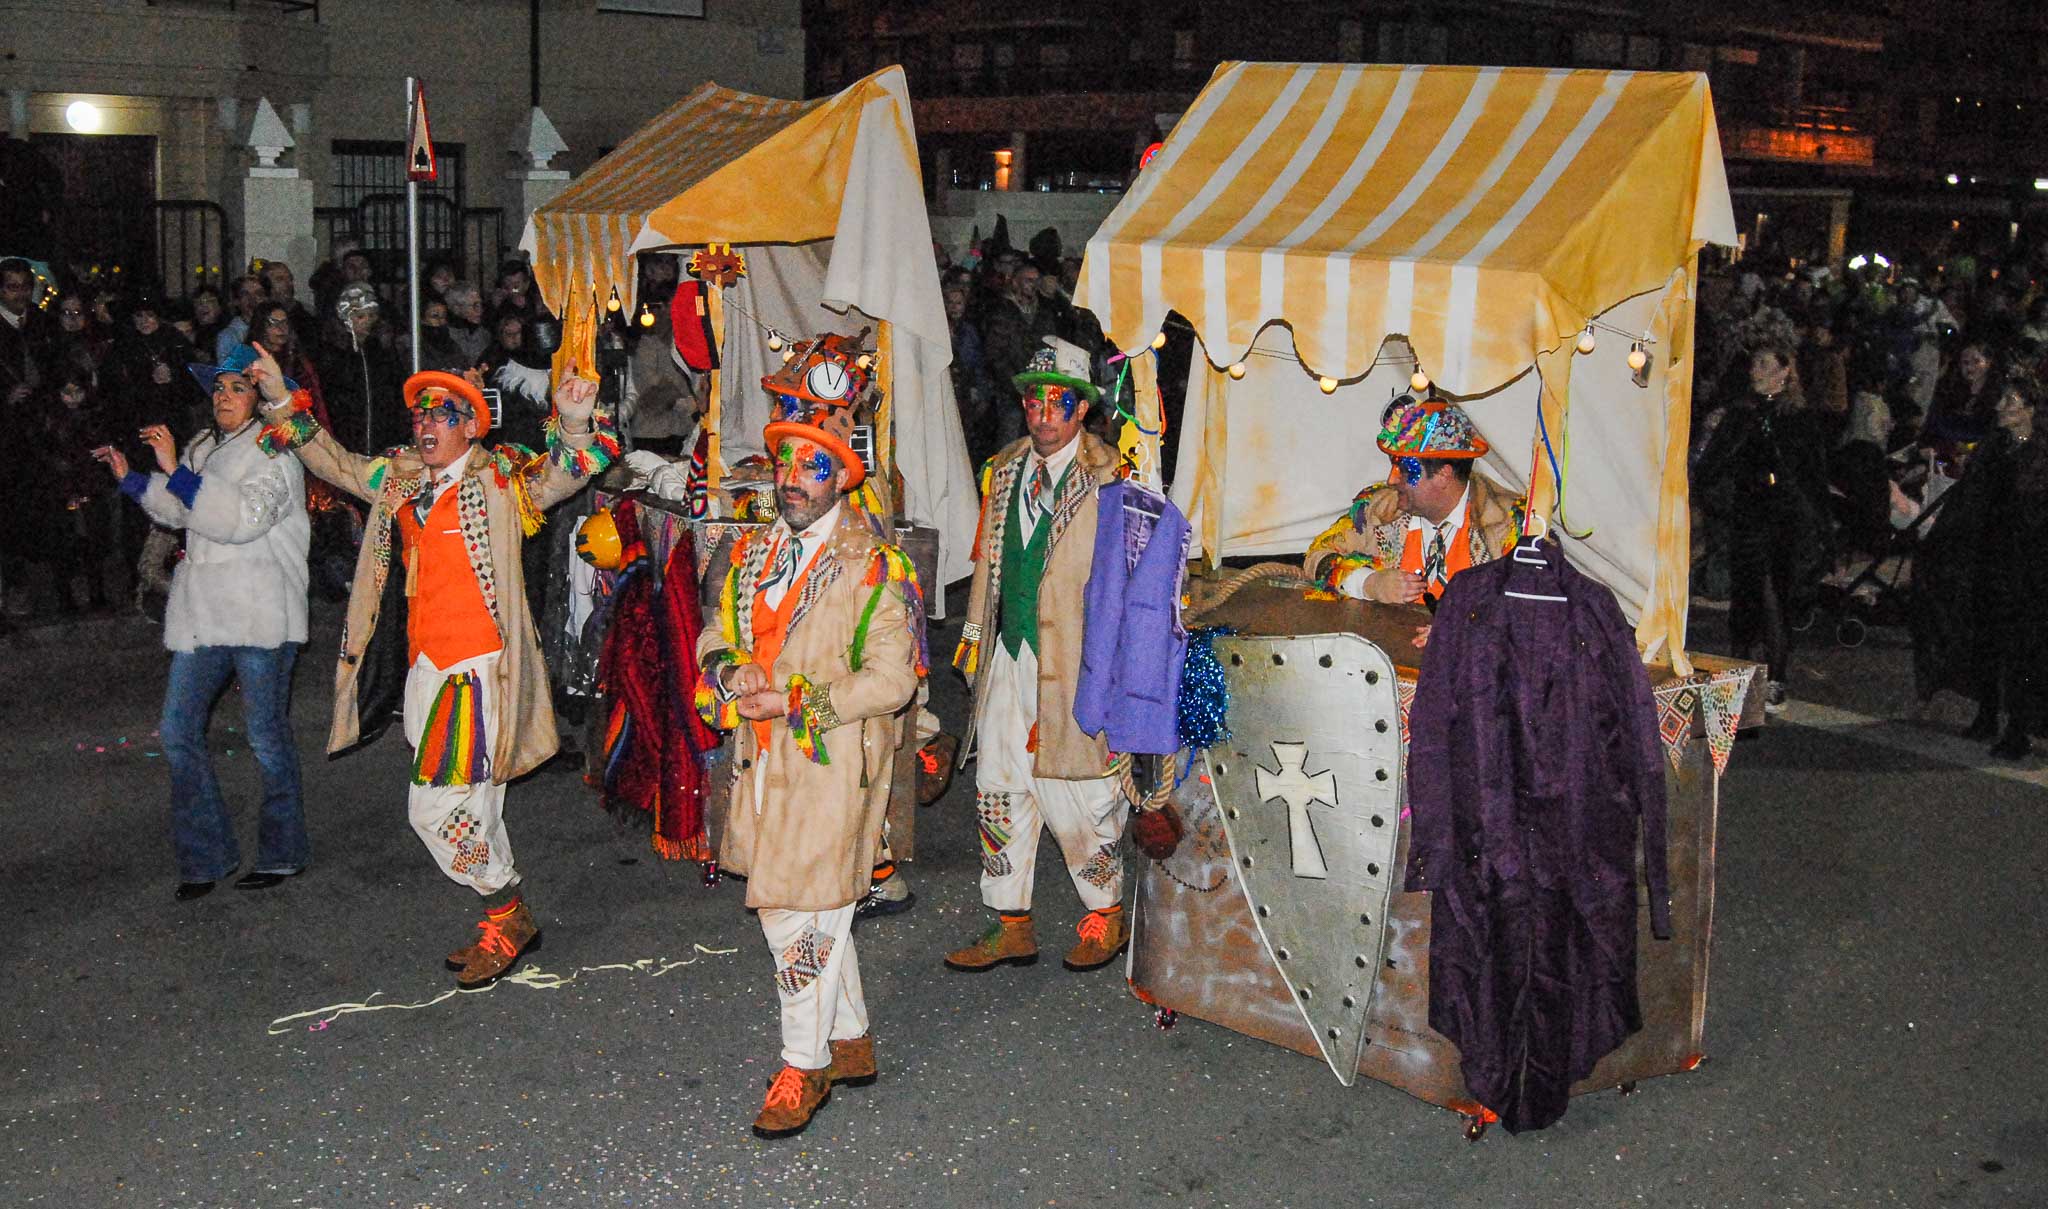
[2034,178,2048,191]
[1945,173,1960,186]
[65,101,102,133]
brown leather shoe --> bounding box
[453,899,541,986]
[943,914,1038,971]
[1062,907,1129,971]
[752,1065,831,1139]
[826,1034,877,1087]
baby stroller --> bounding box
[1801,454,1953,648]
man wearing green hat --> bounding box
[1304,396,1527,605]
[947,335,1131,975]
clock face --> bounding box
[806,359,853,401]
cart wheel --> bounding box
[1836,617,1867,648]
[1154,1007,1178,1031]
[1790,604,1819,633]
[1465,1115,1491,1142]
[701,861,721,888]
[1618,1081,1639,1097]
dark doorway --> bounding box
[29,133,158,284]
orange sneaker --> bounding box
[1063,907,1128,971]
[453,899,541,986]
[752,1064,831,1139]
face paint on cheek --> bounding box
[1396,457,1425,486]
[808,450,833,483]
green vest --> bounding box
[998,459,1061,657]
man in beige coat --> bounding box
[250,352,615,986]
[946,336,1129,976]
[697,332,925,1140]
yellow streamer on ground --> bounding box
[264,946,741,1036]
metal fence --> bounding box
[314,201,510,307]
[144,201,233,299]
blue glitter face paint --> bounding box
[1396,456,1425,486]
[807,448,833,483]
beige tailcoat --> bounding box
[954,432,1118,781]
[275,417,600,783]
[698,509,922,911]
[1302,471,1527,586]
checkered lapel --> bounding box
[1045,457,1095,553]
[980,451,1027,619]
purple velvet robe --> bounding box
[1403,540,1671,1133]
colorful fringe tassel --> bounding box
[543,407,622,479]
[853,545,928,677]
[411,670,490,786]
[489,446,550,536]
[785,675,831,766]
[693,649,752,731]
[257,388,319,455]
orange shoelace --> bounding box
[1077,912,1111,944]
[763,1066,807,1110]
[474,917,518,958]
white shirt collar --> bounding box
[0,305,22,330]
[1033,432,1082,483]
[424,446,475,498]
[1408,482,1472,537]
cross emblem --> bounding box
[1255,742,1338,879]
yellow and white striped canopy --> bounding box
[1078,63,1735,393]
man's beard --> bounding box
[777,488,836,531]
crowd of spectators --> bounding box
[1689,242,2048,757]
[0,247,556,624]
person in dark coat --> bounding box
[1910,377,2048,759]
[1691,343,1829,712]
[1404,534,1672,1134]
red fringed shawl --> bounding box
[595,497,721,860]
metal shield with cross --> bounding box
[1204,633,1403,1084]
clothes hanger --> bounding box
[1504,513,1568,603]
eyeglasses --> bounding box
[262,316,292,329]
[59,309,85,319]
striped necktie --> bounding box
[1026,459,1053,528]
[1423,524,1449,590]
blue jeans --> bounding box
[161,645,308,882]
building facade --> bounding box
[1,0,803,293]
[806,0,2048,269]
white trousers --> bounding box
[404,651,518,895]
[758,904,866,1070]
[973,642,1125,913]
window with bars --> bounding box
[327,139,466,259]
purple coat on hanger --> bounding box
[1404,537,1672,1134]
[1074,480,1189,754]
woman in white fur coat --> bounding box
[95,344,311,902]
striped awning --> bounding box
[1077,63,1736,395]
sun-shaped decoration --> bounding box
[688,242,747,289]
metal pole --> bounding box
[530,0,542,109]
[406,76,423,375]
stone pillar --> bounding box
[242,97,317,274]
[504,105,570,257]
[1008,129,1029,191]
[8,89,29,140]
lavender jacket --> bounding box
[1074,481,1189,754]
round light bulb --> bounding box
[855,354,874,370]
[1576,329,1597,354]
[1410,370,1430,393]
[65,101,102,134]
[1627,345,1648,372]
[782,347,797,364]
[767,334,783,351]
[1317,375,1338,394]
[606,293,621,313]
[638,308,655,328]
[1226,361,1247,379]
[1151,332,1168,350]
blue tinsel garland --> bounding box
[1177,626,1236,760]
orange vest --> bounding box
[397,485,503,668]
[1398,514,1475,597]
[745,534,819,750]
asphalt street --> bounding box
[2,600,2042,1208]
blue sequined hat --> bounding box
[188,342,297,395]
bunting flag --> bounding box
[412,671,488,786]
[1697,672,1752,778]
[1656,683,1700,772]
